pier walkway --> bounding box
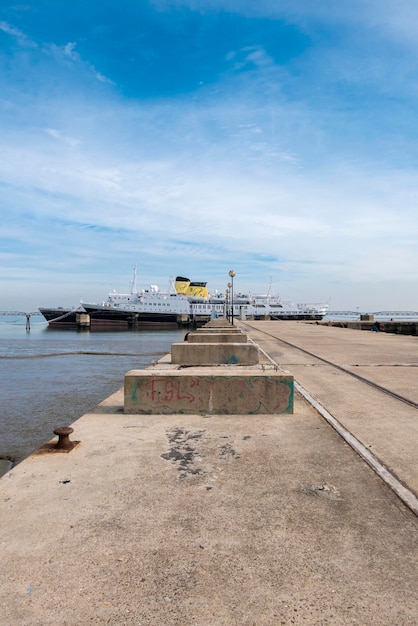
[238,320,418,501]
[0,322,417,625]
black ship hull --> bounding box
[82,305,187,328]
[38,308,81,326]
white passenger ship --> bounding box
[39,271,329,327]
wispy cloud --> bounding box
[45,40,116,85]
[44,128,82,148]
[0,20,37,48]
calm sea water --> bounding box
[0,315,186,476]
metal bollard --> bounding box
[53,426,75,451]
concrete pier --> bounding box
[1,321,417,625]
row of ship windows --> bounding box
[140,303,254,310]
[141,303,218,308]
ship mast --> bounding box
[130,265,138,294]
[266,275,273,302]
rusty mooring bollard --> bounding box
[53,426,75,451]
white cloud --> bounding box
[152,0,418,53]
[44,128,82,148]
[95,72,115,85]
[0,20,37,48]
[43,40,115,86]
[2,115,418,290]
[62,41,79,60]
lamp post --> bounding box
[227,282,232,321]
[228,270,236,325]
[225,288,229,320]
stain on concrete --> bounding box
[161,428,206,479]
[219,442,240,459]
[300,483,343,501]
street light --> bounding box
[226,282,232,321]
[228,270,236,325]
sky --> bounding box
[1,0,418,312]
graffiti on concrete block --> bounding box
[127,374,294,414]
[147,377,200,403]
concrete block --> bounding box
[124,369,294,414]
[186,332,247,344]
[171,342,259,366]
[195,327,242,333]
[204,319,232,328]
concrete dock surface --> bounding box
[1,322,417,625]
[238,321,418,500]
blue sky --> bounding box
[1,0,418,311]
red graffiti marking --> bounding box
[147,378,198,403]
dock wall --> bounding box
[320,320,417,335]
